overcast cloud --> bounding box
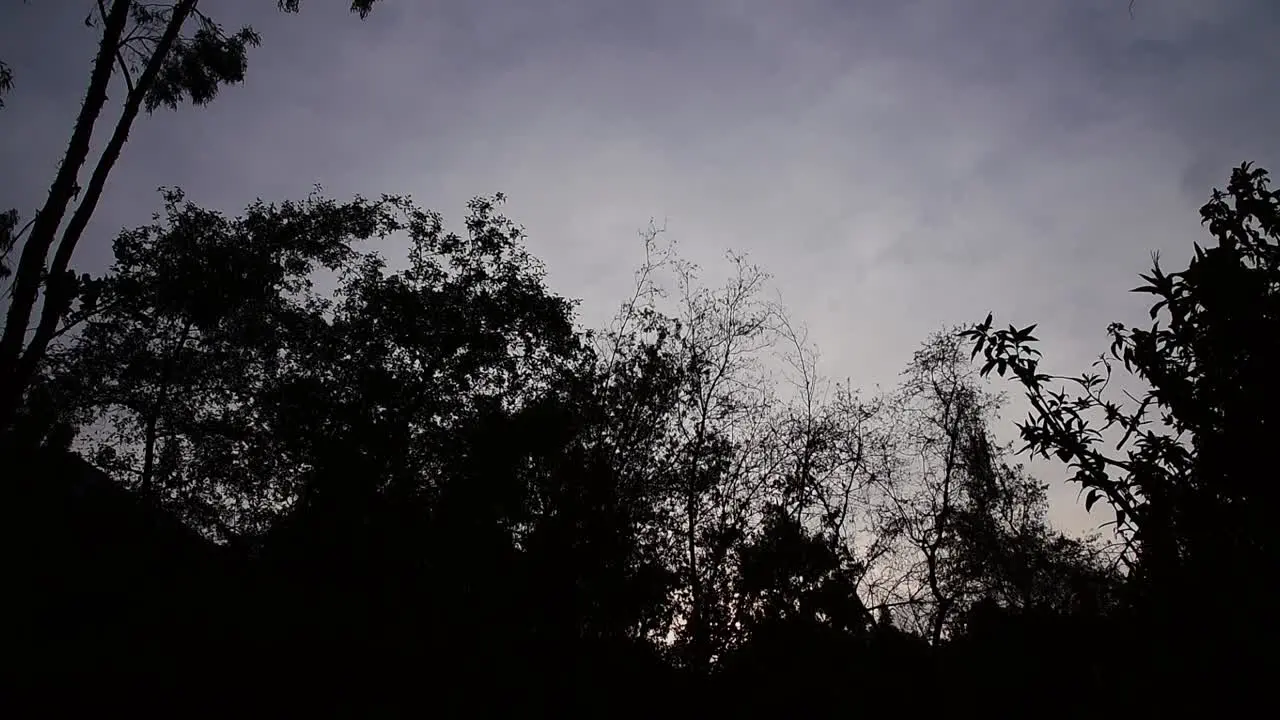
[2,0,1278,533]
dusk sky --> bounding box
[2,0,1278,533]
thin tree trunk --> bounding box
[0,0,199,433]
[0,0,130,413]
[927,387,963,645]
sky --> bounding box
[2,0,1278,534]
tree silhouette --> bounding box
[963,161,1280,699]
[0,0,383,437]
[8,163,1275,709]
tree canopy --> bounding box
[19,170,1251,708]
[2,4,1274,709]
[0,0,384,435]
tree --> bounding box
[861,330,1117,643]
[38,187,407,536]
[16,171,1219,706]
[732,503,868,637]
[580,228,882,670]
[0,0,382,436]
[37,189,587,546]
[962,162,1280,694]
[25,187,674,704]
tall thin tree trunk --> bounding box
[0,0,199,434]
[927,386,963,645]
[0,0,130,425]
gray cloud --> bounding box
[3,0,1277,532]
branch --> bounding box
[0,0,130,403]
[99,0,136,96]
[15,0,199,401]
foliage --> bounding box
[12,164,1273,708]
[0,59,12,108]
[963,162,1280,694]
[0,0,383,437]
[862,330,1118,642]
[42,190,580,540]
[962,163,1278,585]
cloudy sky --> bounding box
[2,0,1278,532]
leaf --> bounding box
[1085,489,1099,512]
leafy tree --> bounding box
[963,162,1280,693]
[26,187,688,706]
[13,172,1213,708]
[733,503,868,636]
[40,190,583,544]
[39,187,406,535]
[711,504,874,715]
[965,163,1278,584]
[0,0,382,436]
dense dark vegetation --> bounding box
[2,1,1276,714]
[4,166,1275,711]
